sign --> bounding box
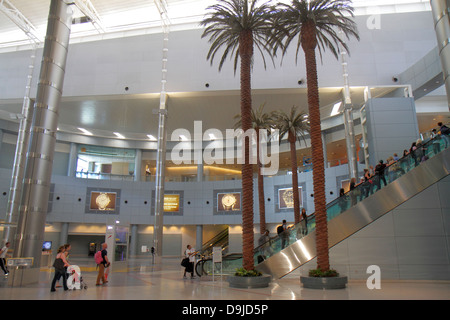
[217,192,241,212]
[278,187,302,209]
[213,247,222,263]
[90,191,117,211]
[7,257,34,267]
[164,194,180,212]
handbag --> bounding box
[181,257,189,267]
[53,258,65,270]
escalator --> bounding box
[200,227,229,257]
[197,135,450,278]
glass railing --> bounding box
[253,134,449,265]
[73,157,351,182]
[201,229,229,256]
[195,134,449,276]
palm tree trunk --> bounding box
[288,132,301,224]
[256,128,266,234]
[302,22,330,271]
[239,29,255,271]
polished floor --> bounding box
[0,257,449,301]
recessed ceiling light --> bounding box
[78,127,93,135]
[147,134,157,141]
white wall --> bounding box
[0,11,438,100]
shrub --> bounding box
[235,267,262,277]
[308,268,339,277]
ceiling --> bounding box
[0,0,447,146]
[0,0,433,47]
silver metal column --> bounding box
[321,131,328,168]
[196,225,203,253]
[13,0,72,269]
[339,29,358,179]
[59,222,69,246]
[134,149,142,181]
[153,0,170,259]
[3,47,37,244]
[343,107,358,179]
[67,142,77,177]
[153,106,168,258]
[130,224,138,257]
[431,0,450,108]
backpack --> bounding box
[94,250,103,264]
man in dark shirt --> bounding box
[96,243,109,285]
[374,160,387,190]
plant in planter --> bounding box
[228,268,271,288]
[301,268,348,289]
[308,268,339,278]
[235,268,263,277]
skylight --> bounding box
[0,0,431,50]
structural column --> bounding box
[59,222,69,246]
[13,0,72,281]
[3,48,37,244]
[153,0,170,260]
[431,0,450,108]
[196,225,203,253]
[197,148,203,182]
[321,132,328,168]
[343,107,358,179]
[339,28,358,179]
[67,142,77,177]
[134,149,142,181]
[130,224,138,257]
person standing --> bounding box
[374,160,387,190]
[437,122,449,147]
[96,243,109,286]
[300,208,308,236]
[183,245,196,279]
[258,230,273,259]
[0,242,11,276]
[277,220,290,249]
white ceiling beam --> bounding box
[73,0,106,33]
[0,0,41,43]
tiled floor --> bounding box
[0,257,449,301]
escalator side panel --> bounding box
[256,148,450,279]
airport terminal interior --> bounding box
[0,0,449,302]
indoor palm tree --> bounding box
[201,0,280,271]
[271,106,310,224]
[271,0,359,272]
[234,103,273,234]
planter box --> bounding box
[300,276,348,289]
[227,274,272,289]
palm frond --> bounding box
[271,106,310,146]
[270,0,360,64]
[200,0,284,73]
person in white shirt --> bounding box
[183,245,197,279]
[0,242,11,276]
